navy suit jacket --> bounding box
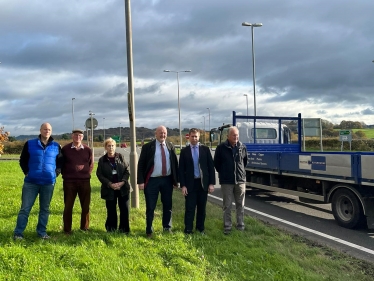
[179,144,215,192]
[137,139,179,187]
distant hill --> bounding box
[15,126,190,141]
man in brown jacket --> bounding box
[61,129,93,234]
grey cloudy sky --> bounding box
[1,0,374,137]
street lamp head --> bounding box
[163,70,170,72]
[242,22,262,27]
[184,70,192,72]
[243,94,248,97]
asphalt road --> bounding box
[109,146,374,264]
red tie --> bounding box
[161,143,167,176]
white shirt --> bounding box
[151,140,171,177]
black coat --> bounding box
[214,140,248,184]
[179,144,215,192]
[137,140,179,187]
[96,152,131,200]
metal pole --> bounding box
[89,111,95,156]
[163,70,191,149]
[207,108,211,149]
[124,0,139,208]
[103,117,105,140]
[177,72,182,149]
[72,98,75,130]
[119,123,121,143]
[251,26,257,116]
[203,116,205,144]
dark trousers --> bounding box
[105,190,130,233]
[144,176,173,234]
[63,180,91,233]
[184,179,208,233]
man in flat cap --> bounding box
[61,129,93,234]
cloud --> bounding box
[1,0,374,136]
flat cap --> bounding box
[72,129,84,134]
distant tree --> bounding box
[0,127,10,154]
[321,119,334,130]
[61,133,70,140]
[8,136,16,142]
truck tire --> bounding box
[331,189,364,229]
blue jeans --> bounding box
[14,181,55,237]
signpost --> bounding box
[185,133,189,140]
[339,130,352,151]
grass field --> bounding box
[351,129,374,138]
[1,161,374,280]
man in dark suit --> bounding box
[179,128,215,234]
[137,125,179,237]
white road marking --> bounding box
[209,194,374,256]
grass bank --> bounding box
[0,161,373,280]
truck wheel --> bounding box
[331,189,364,229]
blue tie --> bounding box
[192,146,200,178]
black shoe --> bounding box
[184,230,193,234]
[200,231,206,235]
[146,233,153,238]
[224,229,231,235]
[163,228,172,233]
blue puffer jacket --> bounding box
[25,138,60,185]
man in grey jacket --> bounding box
[214,126,247,235]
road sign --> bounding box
[339,130,351,136]
[185,133,189,140]
[85,118,98,129]
[339,130,352,142]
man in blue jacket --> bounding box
[214,126,247,235]
[13,123,62,240]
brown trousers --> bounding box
[63,180,91,233]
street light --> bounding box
[242,22,262,116]
[119,123,122,143]
[207,108,211,149]
[89,111,95,154]
[164,69,192,148]
[203,115,206,144]
[243,94,249,116]
[103,118,106,140]
[72,98,75,130]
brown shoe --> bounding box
[146,233,152,238]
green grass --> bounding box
[1,161,374,280]
[352,129,374,138]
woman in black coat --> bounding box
[96,138,131,233]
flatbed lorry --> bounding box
[210,111,374,229]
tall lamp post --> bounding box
[72,98,75,130]
[203,115,206,144]
[119,123,122,143]
[89,111,95,155]
[207,108,211,149]
[243,94,249,117]
[242,22,262,116]
[164,69,192,148]
[103,118,106,140]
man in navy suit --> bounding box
[137,125,179,237]
[179,128,215,234]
